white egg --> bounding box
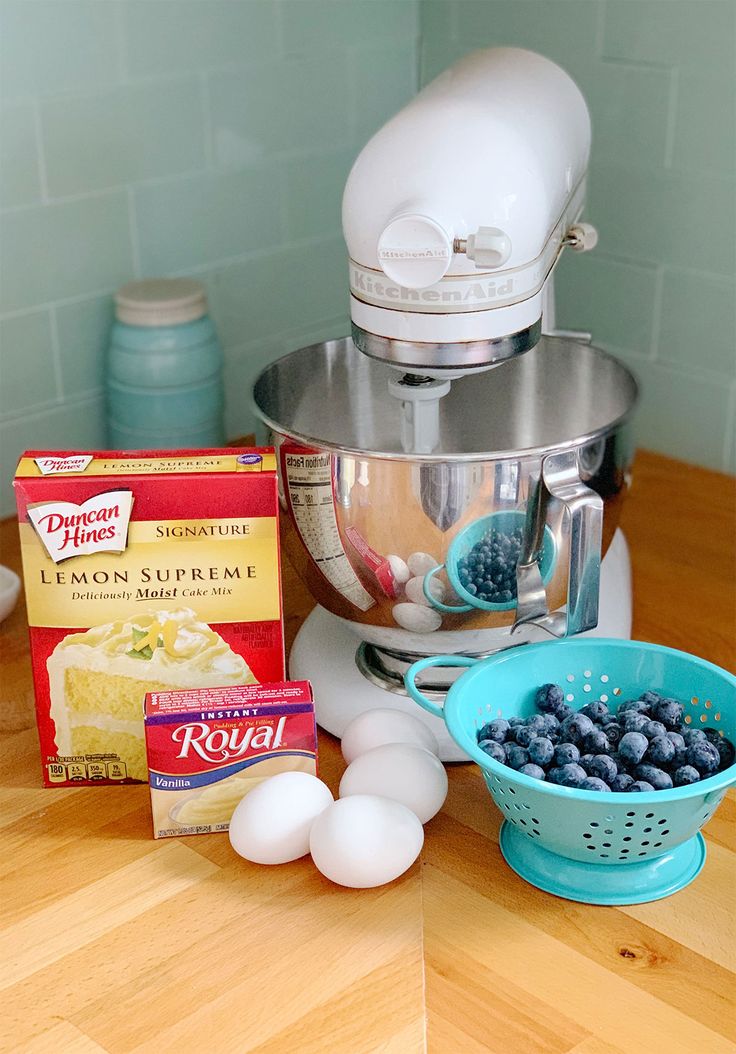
[309,795,424,888]
[392,601,442,633]
[404,574,445,607]
[339,743,448,824]
[228,771,333,865]
[407,551,439,577]
[387,554,410,585]
[341,707,440,763]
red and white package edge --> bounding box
[144,680,318,838]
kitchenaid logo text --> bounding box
[351,265,513,309]
[172,718,286,762]
[378,247,450,260]
[28,490,134,563]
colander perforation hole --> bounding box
[658,818,666,825]
[613,687,621,695]
[621,848,630,854]
[586,846,595,851]
[700,714,709,723]
[522,803,530,810]
[638,852,646,857]
[604,828,613,835]
[601,674,609,683]
[661,829,670,835]
[532,829,540,837]
[600,694,608,703]
[705,700,712,709]
[641,840,650,846]
[626,811,635,817]
[584,684,592,693]
[509,787,516,795]
[623,836,632,842]
[600,853,609,858]
[645,812,654,819]
[685,714,692,724]
[583,833,592,840]
[625,822,634,828]
[589,821,599,828]
[531,817,540,825]
[602,842,612,848]
[654,842,662,848]
[520,819,527,826]
[567,674,575,682]
[566,693,574,702]
[643,827,652,833]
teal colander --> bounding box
[405,639,736,904]
[422,509,556,613]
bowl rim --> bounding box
[443,638,736,806]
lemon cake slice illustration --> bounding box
[47,608,255,781]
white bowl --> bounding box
[0,565,21,622]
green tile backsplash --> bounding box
[0,0,419,516]
[421,0,736,476]
[1,0,734,517]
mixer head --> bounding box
[343,47,598,377]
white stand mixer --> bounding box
[253,49,637,761]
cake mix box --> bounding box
[14,448,284,787]
[144,681,317,838]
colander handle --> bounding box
[423,565,473,612]
[404,654,479,719]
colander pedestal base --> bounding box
[499,822,707,905]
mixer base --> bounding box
[499,822,707,904]
[290,529,633,763]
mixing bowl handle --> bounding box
[423,565,473,612]
[404,655,479,718]
[514,449,603,638]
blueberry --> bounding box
[580,777,611,792]
[557,763,587,788]
[610,773,634,792]
[609,752,629,774]
[580,700,609,721]
[508,716,524,729]
[716,736,735,770]
[666,731,687,767]
[686,740,720,775]
[559,713,595,745]
[645,735,676,766]
[634,764,673,790]
[519,763,546,781]
[528,736,555,768]
[683,728,706,746]
[579,753,595,774]
[703,728,722,745]
[641,720,667,740]
[600,712,619,726]
[629,780,655,792]
[673,765,701,786]
[478,739,506,764]
[618,699,651,716]
[589,754,618,785]
[478,718,510,744]
[622,712,650,734]
[640,690,663,705]
[602,722,623,748]
[514,725,537,748]
[553,742,580,766]
[583,728,610,754]
[535,683,565,714]
[618,732,649,766]
[540,713,560,738]
[504,743,530,770]
[651,698,684,730]
[555,703,574,722]
[524,714,548,733]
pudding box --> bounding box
[13,448,284,787]
[144,680,318,838]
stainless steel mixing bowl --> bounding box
[253,336,637,655]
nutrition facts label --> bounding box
[47,759,128,783]
[283,451,374,612]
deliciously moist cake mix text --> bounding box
[14,448,284,786]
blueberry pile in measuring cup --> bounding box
[457,525,524,604]
[477,685,736,792]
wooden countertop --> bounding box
[1,450,734,1054]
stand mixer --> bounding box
[253,48,638,760]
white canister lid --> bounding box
[114,278,208,327]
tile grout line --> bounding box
[663,66,680,170]
[648,265,665,361]
[126,189,142,279]
[31,101,49,204]
[47,306,64,403]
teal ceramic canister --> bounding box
[107,278,225,448]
